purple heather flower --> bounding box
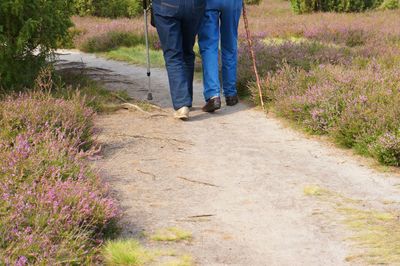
[15,256,28,266]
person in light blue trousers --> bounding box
[198,0,242,112]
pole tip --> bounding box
[147,93,153,101]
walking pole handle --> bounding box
[143,0,148,10]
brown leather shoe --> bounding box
[226,95,239,106]
[202,97,221,113]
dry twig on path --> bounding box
[177,176,220,187]
[113,133,193,146]
[136,169,157,180]
[112,92,165,112]
[121,103,168,118]
[188,214,215,218]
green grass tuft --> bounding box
[164,255,194,266]
[151,227,193,242]
[55,70,131,112]
[102,239,155,266]
[102,239,194,266]
[102,46,165,68]
[305,184,400,264]
[303,185,330,196]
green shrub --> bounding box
[74,0,260,17]
[290,0,384,13]
[379,0,399,9]
[245,0,263,4]
[74,0,142,18]
[0,0,74,90]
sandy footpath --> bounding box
[57,50,400,266]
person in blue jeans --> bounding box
[199,0,242,112]
[153,0,205,120]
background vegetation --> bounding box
[1,0,400,264]
[0,0,74,90]
[73,0,142,18]
[237,1,400,166]
[290,0,398,13]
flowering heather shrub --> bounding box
[303,26,370,47]
[237,38,351,95]
[69,16,160,53]
[71,16,156,49]
[263,65,343,134]
[245,1,400,47]
[80,31,160,53]
[374,132,400,166]
[260,61,400,165]
[0,90,94,148]
[0,90,119,264]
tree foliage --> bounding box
[379,0,399,9]
[73,0,142,18]
[245,0,263,4]
[73,0,260,18]
[290,0,384,13]
[0,0,73,90]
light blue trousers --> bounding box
[198,0,243,101]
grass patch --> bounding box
[164,255,194,266]
[55,70,131,112]
[303,185,331,196]
[102,46,165,68]
[100,45,204,81]
[102,239,194,266]
[263,36,309,45]
[57,69,165,114]
[304,184,400,264]
[339,207,400,264]
[102,239,156,266]
[150,227,193,242]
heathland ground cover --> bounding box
[70,0,400,166]
[0,71,124,264]
[2,0,400,264]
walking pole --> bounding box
[242,2,264,109]
[143,0,153,100]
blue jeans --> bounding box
[198,0,242,101]
[153,0,205,110]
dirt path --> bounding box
[57,50,400,265]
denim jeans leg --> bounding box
[153,3,192,110]
[198,10,221,101]
[182,6,205,103]
[220,0,242,97]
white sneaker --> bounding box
[174,106,190,120]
